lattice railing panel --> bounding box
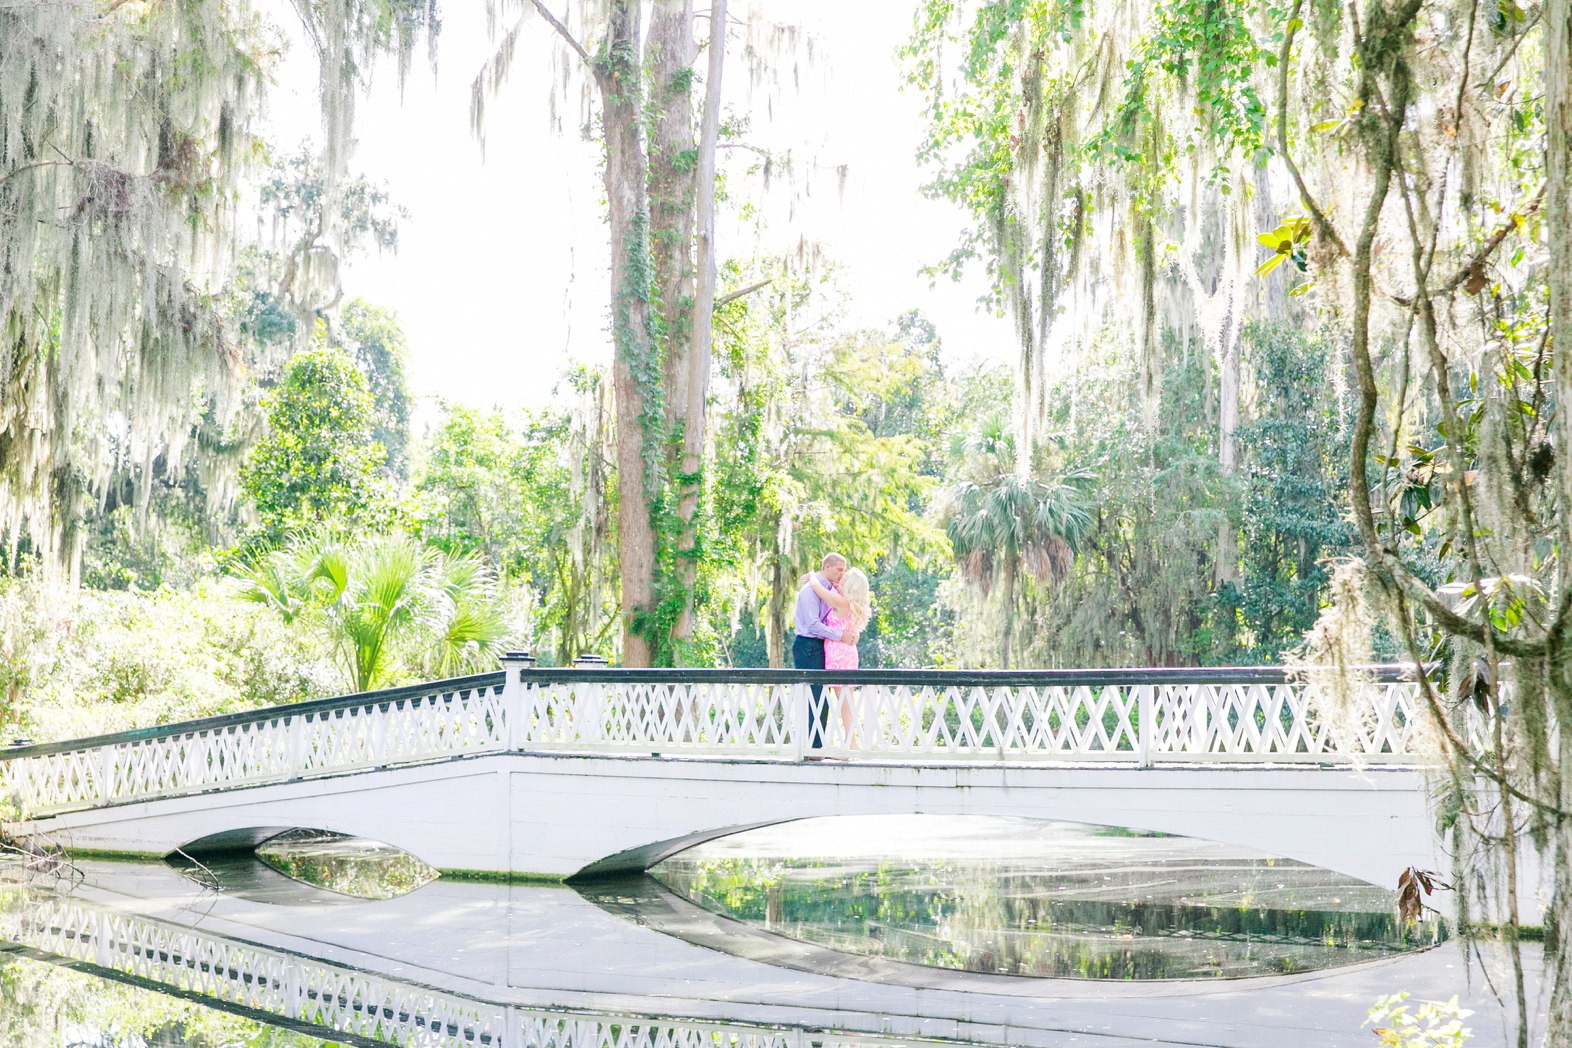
[4,679,509,816]
[0,889,946,1047]
[0,671,1428,817]
[525,681,797,756]
[818,684,1145,758]
[1145,681,1421,760]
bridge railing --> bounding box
[1,672,512,817]
[2,883,889,1047]
[0,665,1430,817]
[519,667,1427,766]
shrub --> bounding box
[0,576,338,743]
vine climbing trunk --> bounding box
[767,539,788,668]
[650,0,697,442]
[596,0,661,667]
[646,0,725,655]
[648,0,698,659]
[1549,0,1572,570]
[498,0,728,665]
[669,0,727,650]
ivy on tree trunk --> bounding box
[490,0,730,665]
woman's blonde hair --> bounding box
[798,567,873,633]
[841,568,872,632]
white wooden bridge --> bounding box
[0,661,1442,887]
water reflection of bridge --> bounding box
[0,859,1535,1048]
[1,665,1439,887]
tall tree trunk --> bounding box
[597,0,660,667]
[999,555,1016,669]
[1252,163,1285,321]
[647,0,697,663]
[767,539,787,668]
[668,0,727,650]
[1549,0,1572,572]
[1545,0,1572,1031]
[1136,209,1159,430]
[650,0,698,447]
[1215,321,1240,585]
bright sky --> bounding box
[263,0,1017,417]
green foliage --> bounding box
[410,391,618,665]
[0,954,333,1048]
[79,458,216,593]
[998,322,1355,668]
[341,298,414,480]
[702,264,985,666]
[1254,217,1312,276]
[0,0,271,579]
[903,0,1068,309]
[1366,993,1473,1047]
[240,341,391,546]
[415,405,543,571]
[0,575,336,742]
[1093,0,1272,175]
[258,149,404,258]
[235,531,510,692]
[1006,332,1222,666]
[943,469,1091,595]
[237,282,301,348]
[941,442,1093,668]
[1218,323,1354,661]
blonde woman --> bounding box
[808,567,872,744]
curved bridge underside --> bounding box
[16,750,1439,887]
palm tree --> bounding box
[237,532,509,692]
[941,421,1092,668]
[423,549,512,681]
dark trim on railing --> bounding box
[0,664,1428,760]
[520,665,1425,686]
[0,671,506,760]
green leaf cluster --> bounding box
[240,340,393,547]
[235,530,509,692]
[409,390,619,666]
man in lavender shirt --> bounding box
[793,552,860,751]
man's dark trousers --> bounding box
[791,634,829,750]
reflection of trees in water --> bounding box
[0,951,328,1048]
[255,830,436,900]
[656,856,1447,979]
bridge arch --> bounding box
[17,751,1439,893]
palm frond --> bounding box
[939,463,1096,594]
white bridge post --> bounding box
[499,652,536,752]
[287,714,305,779]
[97,746,115,807]
[94,911,110,967]
[791,682,807,762]
[1137,685,1153,768]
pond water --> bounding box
[0,816,1472,1048]
[164,827,438,903]
[650,815,1446,979]
[254,827,440,899]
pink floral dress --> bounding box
[824,609,860,670]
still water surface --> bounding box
[256,827,439,899]
[650,815,1445,979]
[0,815,1458,1047]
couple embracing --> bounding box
[791,552,872,751]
